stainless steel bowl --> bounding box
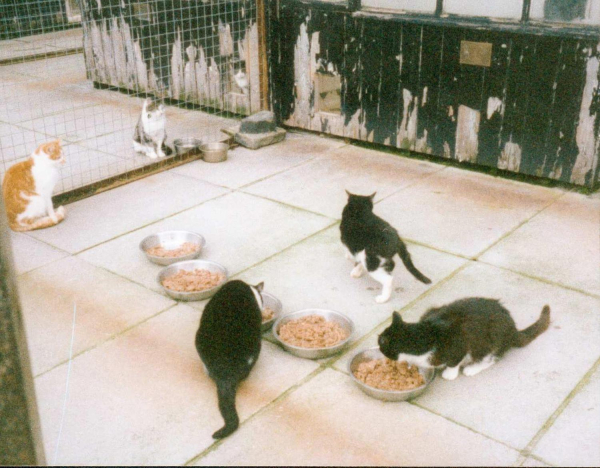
[200,142,228,163]
[140,231,205,266]
[273,309,354,359]
[157,259,228,301]
[174,137,203,156]
[348,347,436,402]
[261,292,282,333]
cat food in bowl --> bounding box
[273,309,354,359]
[348,347,435,402]
[140,231,205,266]
[158,260,228,301]
[174,138,203,157]
[261,292,282,333]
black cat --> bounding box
[340,190,431,303]
[195,280,264,439]
[378,298,551,380]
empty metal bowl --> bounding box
[140,231,205,266]
[200,142,228,163]
[261,292,282,333]
[273,309,354,359]
[348,347,436,402]
[157,259,228,301]
[174,137,203,156]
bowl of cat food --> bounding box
[140,231,205,266]
[260,292,282,333]
[158,259,228,301]
[174,138,203,157]
[273,309,354,359]
[200,142,228,163]
[348,347,435,402]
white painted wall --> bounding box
[530,0,600,25]
[443,0,523,19]
[362,0,437,13]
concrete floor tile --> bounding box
[28,172,228,253]
[0,40,54,62]
[57,144,130,193]
[244,145,442,218]
[395,263,600,449]
[480,192,600,295]
[533,365,600,467]
[78,192,333,293]
[19,104,140,143]
[521,457,552,467]
[374,168,564,257]
[9,232,68,275]
[170,133,343,189]
[18,256,174,376]
[34,304,319,465]
[194,369,519,466]
[0,122,50,164]
[234,226,466,342]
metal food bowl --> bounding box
[157,259,228,301]
[261,292,282,333]
[273,309,354,360]
[140,231,205,266]
[348,347,436,402]
[200,142,228,163]
[174,138,203,157]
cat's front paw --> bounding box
[157,151,166,158]
[375,293,391,304]
[147,152,158,159]
[351,264,364,278]
[462,365,484,377]
[56,206,66,218]
[442,366,460,380]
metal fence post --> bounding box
[0,190,46,465]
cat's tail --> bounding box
[513,305,551,348]
[213,379,240,439]
[398,241,432,284]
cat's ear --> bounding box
[368,191,377,201]
[392,311,404,327]
[345,189,351,198]
[254,282,264,293]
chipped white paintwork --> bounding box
[455,105,480,163]
[486,96,504,120]
[498,141,522,172]
[571,47,600,185]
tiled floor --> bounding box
[2,26,600,468]
[6,128,599,466]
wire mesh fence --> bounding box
[1,0,266,200]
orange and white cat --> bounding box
[2,140,66,232]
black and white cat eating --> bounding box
[378,298,551,380]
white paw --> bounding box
[50,214,59,224]
[56,206,65,217]
[345,251,354,261]
[442,367,460,380]
[157,152,166,158]
[462,365,482,377]
[375,293,390,304]
[147,152,158,159]
[351,265,364,278]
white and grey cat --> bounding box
[378,298,551,380]
[132,98,172,159]
[195,280,264,439]
[340,190,431,303]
